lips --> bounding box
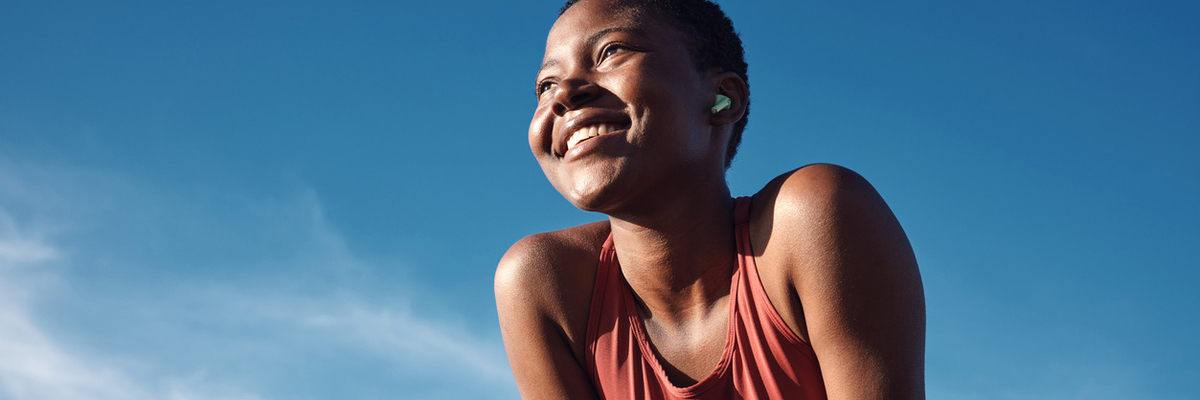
[555,112,631,158]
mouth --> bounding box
[554,111,632,158]
[566,122,628,152]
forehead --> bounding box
[543,0,674,55]
[552,0,641,34]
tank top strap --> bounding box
[732,195,818,364]
[585,232,618,387]
[587,233,618,335]
[734,196,752,225]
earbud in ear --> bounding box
[711,94,731,114]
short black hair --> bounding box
[559,0,750,169]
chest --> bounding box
[637,296,731,386]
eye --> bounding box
[599,43,628,62]
[536,80,557,97]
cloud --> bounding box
[302,303,511,381]
[0,207,273,400]
[0,216,146,400]
[0,156,515,399]
[0,234,56,265]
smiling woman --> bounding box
[495,0,925,399]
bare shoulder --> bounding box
[754,163,891,227]
[751,163,926,399]
[495,220,610,343]
[750,163,909,263]
[748,163,911,252]
[494,221,609,399]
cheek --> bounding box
[528,105,554,155]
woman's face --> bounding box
[530,0,724,212]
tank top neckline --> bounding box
[598,196,754,397]
[586,196,827,399]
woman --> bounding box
[495,0,925,398]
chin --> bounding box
[553,171,629,213]
[543,156,641,214]
[561,180,615,212]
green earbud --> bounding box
[711,94,731,114]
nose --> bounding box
[551,78,600,116]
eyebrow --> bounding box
[537,26,646,75]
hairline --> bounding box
[560,0,713,74]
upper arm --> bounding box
[769,164,925,399]
[495,233,601,400]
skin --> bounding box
[495,0,926,399]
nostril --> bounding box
[552,80,597,115]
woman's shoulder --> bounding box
[750,163,900,246]
[495,222,611,397]
[497,220,611,290]
[750,162,916,277]
[750,164,926,398]
[495,220,610,345]
[753,163,880,214]
[746,164,899,339]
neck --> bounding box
[607,186,736,326]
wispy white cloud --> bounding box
[0,233,56,265]
[0,156,515,399]
[302,303,511,381]
[0,215,148,400]
[0,206,275,400]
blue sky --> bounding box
[1,0,1196,399]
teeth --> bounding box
[566,123,621,152]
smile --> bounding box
[566,123,628,152]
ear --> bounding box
[708,72,748,127]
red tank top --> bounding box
[585,197,827,399]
